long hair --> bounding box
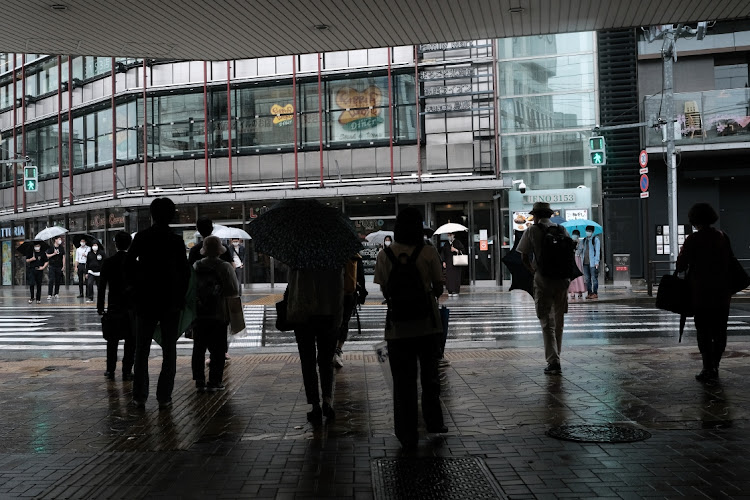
[394,207,424,246]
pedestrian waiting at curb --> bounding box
[568,230,586,300]
[45,237,65,300]
[676,202,737,383]
[98,231,135,381]
[517,202,574,376]
[192,235,239,392]
[188,218,232,267]
[85,242,103,303]
[581,225,601,299]
[26,244,48,304]
[126,197,190,410]
[374,207,447,449]
[74,237,90,298]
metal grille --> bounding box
[547,424,651,443]
[372,457,506,499]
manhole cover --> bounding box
[372,457,505,499]
[547,424,651,443]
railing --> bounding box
[643,88,750,148]
[647,259,750,297]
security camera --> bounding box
[24,156,30,162]
[518,181,526,194]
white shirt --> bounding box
[75,245,90,264]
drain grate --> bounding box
[372,457,505,499]
[547,424,651,443]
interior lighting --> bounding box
[508,6,524,13]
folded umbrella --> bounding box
[35,226,68,241]
[247,199,362,270]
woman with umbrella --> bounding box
[436,224,467,297]
[22,241,48,304]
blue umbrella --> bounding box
[561,219,603,236]
[550,215,566,224]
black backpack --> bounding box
[195,264,224,319]
[384,245,433,322]
[537,225,581,280]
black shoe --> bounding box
[205,382,225,392]
[307,405,322,425]
[322,402,335,420]
[195,379,206,392]
[399,438,418,450]
[544,363,562,375]
[158,400,173,410]
[129,399,146,409]
[426,424,448,434]
[695,369,718,383]
[122,373,134,381]
[77,294,84,298]
[104,371,115,380]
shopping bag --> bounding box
[226,296,245,334]
[452,254,469,266]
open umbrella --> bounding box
[16,240,49,256]
[501,230,534,297]
[550,215,566,224]
[71,233,103,247]
[247,199,362,270]
[433,222,469,235]
[560,219,603,236]
[35,226,68,241]
[212,224,251,240]
[365,230,393,246]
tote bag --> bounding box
[452,254,469,267]
[226,296,246,334]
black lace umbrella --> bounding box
[501,230,534,297]
[247,199,362,270]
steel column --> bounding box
[292,58,298,189]
[226,60,233,191]
[142,59,148,196]
[57,56,63,206]
[413,46,421,181]
[111,57,117,199]
[388,50,394,184]
[12,53,17,213]
[203,61,209,193]
[68,56,73,206]
[318,53,324,187]
[21,54,26,212]
[491,42,501,178]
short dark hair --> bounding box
[150,197,176,225]
[114,231,132,251]
[196,218,213,238]
[572,229,580,236]
[688,202,718,226]
[394,207,424,246]
[585,225,595,232]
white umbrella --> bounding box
[365,230,393,246]
[35,226,68,240]
[433,223,469,235]
[212,224,251,240]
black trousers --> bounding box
[387,333,444,444]
[133,309,180,404]
[28,269,43,300]
[86,274,99,300]
[294,318,337,405]
[337,293,357,344]
[107,335,135,375]
[48,267,63,296]
[77,264,87,296]
[694,305,730,369]
[191,319,229,385]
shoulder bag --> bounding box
[452,251,469,267]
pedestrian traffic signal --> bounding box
[23,165,38,192]
[589,136,606,166]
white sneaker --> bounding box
[54,295,59,300]
[332,349,344,368]
[47,295,52,301]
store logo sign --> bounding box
[523,194,577,204]
[336,86,384,131]
[271,104,294,126]
[0,227,25,238]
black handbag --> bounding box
[655,271,693,342]
[275,290,295,332]
[101,310,132,341]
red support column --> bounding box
[203,61,209,193]
[413,46,422,181]
[111,57,117,199]
[226,60,233,192]
[491,43,501,178]
[21,54,26,212]
[12,53,17,214]
[57,56,63,207]
[142,59,148,196]
[387,50,394,184]
[318,53,324,187]
[292,58,298,189]
[68,56,73,206]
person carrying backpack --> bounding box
[192,235,239,392]
[516,202,575,376]
[374,207,447,449]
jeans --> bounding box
[387,333,444,445]
[583,265,598,294]
[86,274,99,300]
[48,267,63,296]
[533,273,569,365]
[132,309,180,404]
[191,319,229,385]
[28,269,43,300]
[294,318,337,405]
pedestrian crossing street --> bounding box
[1,303,749,352]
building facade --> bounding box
[0,32,602,286]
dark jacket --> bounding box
[86,250,104,274]
[229,244,245,265]
[125,223,190,313]
[188,241,232,267]
[98,251,129,314]
[676,227,733,311]
[440,239,465,266]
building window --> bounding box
[327,75,390,144]
[234,85,295,151]
[149,93,205,158]
[715,63,749,90]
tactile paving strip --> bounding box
[547,424,651,443]
[372,457,506,499]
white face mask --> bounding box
[33,246,41,252]
[55,239,62,245]
[91,245,98,252]
[80,242,87,247]
[571,234,579,241]
[585,231,594,238]
[384,240,391,247]
[449,235,455,242]
[233,242,240,247]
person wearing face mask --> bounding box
[26,243,48,304]
[568,230,586,299]
[85,242,104,303]
[74,238,91,298]
[45,237,66,300]
[383,235,393,249]
[581,225,601,299]
[440,232,465,297]
[229,238,245,286]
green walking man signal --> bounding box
[23,165,38,192]
[589,136,606,166]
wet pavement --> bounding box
[0,284,749,498]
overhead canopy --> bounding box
[0,0,748,60]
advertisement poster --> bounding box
[1,241,11,286]
[565,209,588,220]
[511,211,533,232]
[183,230,197,254]
[331,84,387,142]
